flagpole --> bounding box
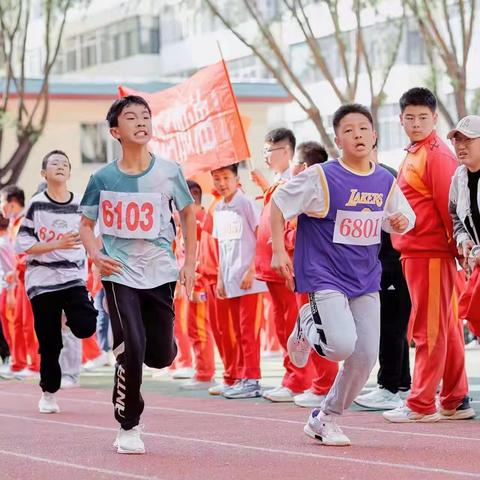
[217,41,254,172]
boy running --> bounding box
[271,104,415,445]
[15,150,97,413]
[79,95,196,454]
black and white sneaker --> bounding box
[287,304,312,368]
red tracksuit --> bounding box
[392,130,468,414]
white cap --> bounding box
[447,115,480,139]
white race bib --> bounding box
[214,210,243,241]
[99,191,169,240]
[333,210,384,246]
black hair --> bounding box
[265,128,296,151]
[333,103,374,132]
[399,87,437,113]
[106,95,152,128]
[0,213,9,231]
[187,180,202,200]
[211,163,239,176]
[296,141,328,167]
[1,185,25,207]
[41,149,70,170]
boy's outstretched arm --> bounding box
[178,203,196,298]
[79,216,122,276]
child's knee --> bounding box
[321,334,356,362]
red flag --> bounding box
[119,61,250,178]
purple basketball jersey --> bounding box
[294,160,395,297]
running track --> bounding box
[1,381,480,480]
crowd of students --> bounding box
[0,86,479,454]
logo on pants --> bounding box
[114,364,127,418]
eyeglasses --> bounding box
[263,146,286,156]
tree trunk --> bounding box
[308,107,338,158]
[0,135,34,187]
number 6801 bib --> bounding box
[99,191,168,240]
[333,209,384,246]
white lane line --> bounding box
[1,390,479,443]
[1,414,480,478]
[0,448,158,479]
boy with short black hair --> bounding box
[291,141,329,176]
[15,150,97,413]
[384,87,473,423]
[80,95,196,454]
[271,103,415,445]
[212,162,267,399]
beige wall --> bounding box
[1,97,283,202]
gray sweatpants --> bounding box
[303,290,380,416]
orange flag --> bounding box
[118,61,251,178]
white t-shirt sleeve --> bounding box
[272,165,329,220]
[15,201,38,254]
[382,181,416,234]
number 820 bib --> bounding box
[99,191,169,240]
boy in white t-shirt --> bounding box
[212,163,267,399]
[15,150,97,414]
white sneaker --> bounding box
[180,379,218,391]
[465,339,480,350]
[304,409,351,446]
[398,389,410,401]
[222,379,262,399]
[14,368,39,380]
[171,367,195,380]
[60,377,80,389]
[38,392,60,414]
[287,304,312,368]
[83,351,109,371]
[113,426,145,454]
[383,405,441,423]
[294,391,326,408]
[0,364,14,379]
[263,386,295,402]
[354,387,404,410]
[208,383,229,396]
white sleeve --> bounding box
[272,165,329,221]
[382,181,416,234]
[15,203,38,254]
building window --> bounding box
[81,123,109,164]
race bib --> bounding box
[99,191,169,240]
[333,210,384,246]
[214,210,243,241]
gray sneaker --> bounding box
[223,379,262,399]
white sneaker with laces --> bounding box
[114,426,145,454]
[38,392,60,413]
[263,386,295,402]
[304,409,351,446]
[294,391,326,408]
[180,379,218,391]
[287,304,312,368]
[354,387,404,410]
[171,367,195,380]
[83,351,109,371]
[383,405,441,423]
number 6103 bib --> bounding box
[333,209,384,246]
[99,191,168,240]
